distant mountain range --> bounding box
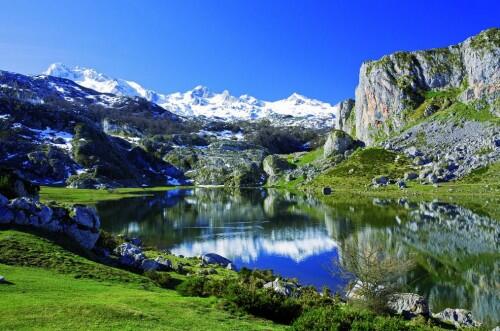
[45,63,338,126]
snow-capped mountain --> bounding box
[45,63,338,127]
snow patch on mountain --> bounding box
[45,63,338,127]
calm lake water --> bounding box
[97,188,499,325]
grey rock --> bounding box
[10,197,35,211]
[73,206,100,229]
[387,293,430,317]
[154,257,173,271]
[396,180,407,189]
[404,147,423,158]
[0,275,5,283]
[65,224,99,250]
[372,175,389,186]
[36,205,53,224]
[115,243,146,268]
[201,253,232,267]
[263,278,298,297]
[433,308,482,328]
[355,28,499,145]
[263,155,293,177]
[0,206,14,224]
[404,172,418,181]
[141,259,162,271]
[334,98,356,134]
[324,130,354,158]
[0,193,8,206]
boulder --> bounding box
[0,206,14,224]
[65,224,99,250]
[372,176,389,186]
[387,293,430,317]
[324,130,354,158]
[201,253,232,268]
[36,205,53,224]
[263,155,293,177]
[72,206,100,229]
[0,275,5,283]
[263,278,298,297]
[114,243,146,268]
[154,257,173,271]
[323,187,332,195]
[0,193,8,206]
[396,180,407,189]
[141,259,162,271]
[404,172,418,181]
[404,147,423,158]
[433,308,482,328]
[10,197,35,211]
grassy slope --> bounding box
[0,230,286,331]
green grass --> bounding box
[0,230,286,331]
[40,186,190,205]
[287,147,324,166]
[309,148,414,190]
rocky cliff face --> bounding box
[334,99,355,136]
[355,28,499,145]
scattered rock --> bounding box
[263,278,298,297]
[201,253,233,268]
[372,176,389,186]
[433,308,482,328]
[404,172,418,181]
[114,243,146,268]
[387,293,430,318]
[154,257,173,271]
[396,180,407,189]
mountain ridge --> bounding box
[45,63,339,126]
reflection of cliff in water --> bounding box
[328,198,499,325]
[97,189,499,325]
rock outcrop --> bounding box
[334,99,356,136]
[433,308,482,328]
[0,194,100,249]
[355,28,499,145]
[387,293,430,318]
[323,130,355,158]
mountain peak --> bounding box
[44,64,337,127]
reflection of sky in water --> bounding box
[170,227,338,263]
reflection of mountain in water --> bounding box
[97,189,499,325]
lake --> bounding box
[97,188,499,325]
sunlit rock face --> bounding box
[355,28,499,145]
[96,189,499,325]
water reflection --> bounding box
[97,188,499,325]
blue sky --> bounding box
[0,0,498,104]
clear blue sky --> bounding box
[0,0,498,104]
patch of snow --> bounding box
[45,63,339,128]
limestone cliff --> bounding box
[355,28,499,145]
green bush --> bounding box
[144,270,176,289]
[292,305,422,331]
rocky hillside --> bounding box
[354,28,499,145]
[0,70,188,187]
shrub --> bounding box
[292,305,418,331]
[144,270,176,289]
